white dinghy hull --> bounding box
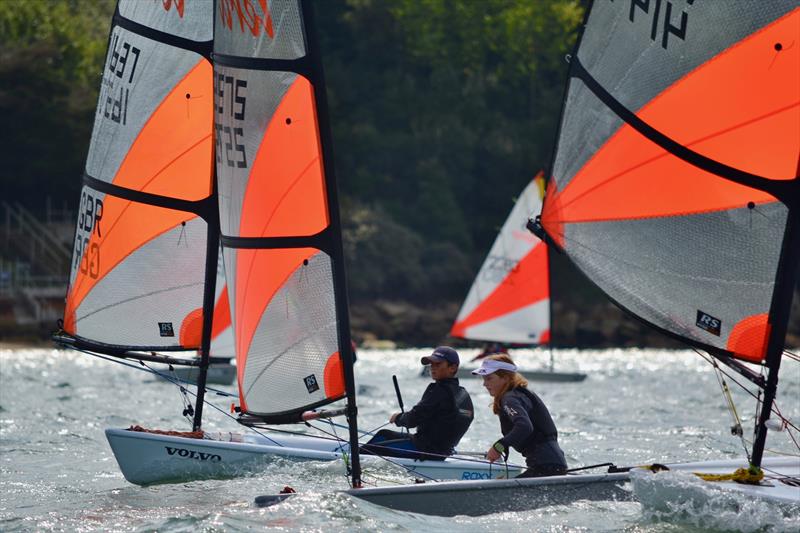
[632,456,800,508]
[105,428,521,485]
[343,471,632,516]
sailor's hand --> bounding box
[390,412,400,424]
[487,446,501,463]
[487,441,506,463]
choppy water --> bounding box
[1,347,798,532]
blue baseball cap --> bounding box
[420,346,460,366]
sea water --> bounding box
[1,346,798,532]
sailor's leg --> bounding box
[516,463,568,478]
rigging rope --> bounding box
[695,350,797,432]
[705,352,750,460]
[65,345,287,446]
[693,466,764,485]
[695,348,800,462]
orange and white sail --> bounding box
[64,0,214,350]
[214,0,351,420]
[539,2,799,364]
[210,247,234,357]
[451,173,550,345]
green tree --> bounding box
[317,0,583,309]
[0,0,114,209]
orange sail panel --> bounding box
[542,2,797,363]
[111,60,213,201]
[452,175,550,345]
[239,76,329,239]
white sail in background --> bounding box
[451,173,549,345]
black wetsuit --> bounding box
[496,387,567,477]
[363,377,473,460]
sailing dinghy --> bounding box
[56,0,513,486]
[340,1,800,517]
[449,172,585,382]
[526,0,800,509]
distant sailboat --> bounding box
[450,173,585,382]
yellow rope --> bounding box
[693,465,764,485]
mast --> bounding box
[751,198,799,467]
[302,0,361,488]
[191,179,220,431]
[189,0,222,434]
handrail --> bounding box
[2,202,71,276]
[10,202,72,261]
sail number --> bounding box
[215,74,248,169]
[615,0,694,50]
[102,34,141,125]
[74,190,103,279]
[481,255,518,283]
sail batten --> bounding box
[539,2,798,365]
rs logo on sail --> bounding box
[696,310,721,336]
[165,446,222,462]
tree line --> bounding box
[1,1,611,340]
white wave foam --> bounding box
[630,468,800,532]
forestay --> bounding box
[64,0,215,351]
[451,173,550,345]
[214,0,354,422]
[539,2,799,364]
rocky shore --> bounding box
[350,294,800,350]
[3,294,798,351]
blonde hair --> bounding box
[486,353,528,414]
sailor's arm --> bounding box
[393,384,443,428]
[496,395,534,451]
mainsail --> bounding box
[451,173,549,345]
[213,0,358,449]
[537,2,798,364]
[534,1,799,468]
[63,0,216,353]
[210,246,234,356]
